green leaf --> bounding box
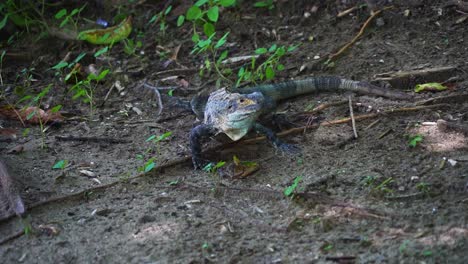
[186,6,202,21]
[197,38,212,48]
[265,65,275,80]
[148,14,158,24]
[164,5,172,15]
[70,8,80,17]
[146,135,156,142]
[214,32,229,49]
[52,61,69,70]
[217,50,228,64]
[177,15,185,26]
[96,69,110,81]
[219,0,236,7]
[59,17,69,28]
[144,161,155,172]
[156,131,172,142]
[408,135,423,148]
[26,109,37,120]
[414,82,447,93]
[94,46,109,57]
[287,44,300,52]
[50,105,62,113]
[277,64,285,71]
[168,89,174,96]
[0,15,9,30]
[53,160,68,169]
[238,67,245,77]
[275,46,286,56]
[255,47,267,54]
[203,22,215,37]
[195,0,209,6]
[55,9,67,19]
[72,52,86,65]
[192,33,200,42]
[268,44,277,52]
[207,6,219,22]
[284,176,302,196]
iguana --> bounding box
[188,76,411,169]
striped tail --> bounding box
[237,76,411,101]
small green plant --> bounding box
[17,84,62,148]
[362,176,394,195]
[374,177,394,194]
[52,159,68,175]
[123,38,143,55]
[69,68,110,117]
[137,132,173,173]
[147,5,172,36]
[52,52,86,77]
[254,0,275,10]
[399,240,411,255]
[52,159,68,170]
[284,176,302,197]
[146,131,173,155]
[416,182,430,194]
[178,0,236,84]
[408,134,423,148]
[203,161,226,174]
[54,5,86,31]
[237,44,299,86]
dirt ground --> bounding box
[1,0,468,263]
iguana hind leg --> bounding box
[253,123,301,154]
[189,124,217,169]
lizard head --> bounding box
[204,88,265,141]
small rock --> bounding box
[410,176,419,182]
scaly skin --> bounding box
[190,76,411,169]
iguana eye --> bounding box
[239,99,245,103]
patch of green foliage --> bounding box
[237,44,299,86]
[284,176,302,197]
[408,134,423,148]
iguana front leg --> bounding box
[189,124,217,169]
[253,123,301,154]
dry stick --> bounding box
[328,6,394,62]
[309,99,348,114]
[349,96,358,138]
[0,103,448,223]
[337,6,358,17]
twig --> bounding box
[328,6,394,62]
[151,68,198,77]
[307,100,348,114]
[55,136,131,144]
[365,119,380,130]
[337,6,358,17]
[101,83,115,107]
[349,96,358,138]
[0,229,25,245]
